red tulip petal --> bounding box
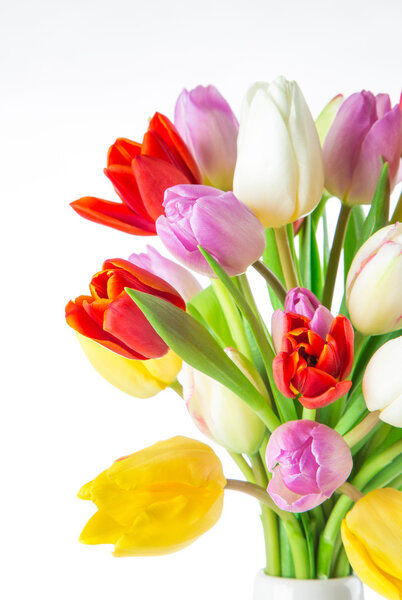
[107,138,141,167]
[65,299,144,359]
[132,155,190,221]
[273,352,300,397]
[70,197,156,236]
[104,165,150,219]
[148,112,201,183]
[299,380,352,409]
[328,315,354,378]
[316,340,340,377]
[103,294,168,359]
[102,258,186,310]
[299,367,338,397]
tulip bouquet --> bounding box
[66,78,402,599]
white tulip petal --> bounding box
[380,395,402,427]
[363,337,402,411]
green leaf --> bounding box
[125,288,279,431]
[263,228,286,311]
[187,285,235,347]
[358,162,390,249]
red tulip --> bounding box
[65,258,185,359]
[272,312,354,409]
[71,113,201,235]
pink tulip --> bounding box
[323,91,402,205]
[265,420,353,512]
[175,85,239,191]
[156,184,266,277]
[129,245,202,302]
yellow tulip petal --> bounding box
[341,521,401,600]
[107,437,226,492]
[79,510,125,545]
[76,333,165,398]
[144,351,182,384]
[345,488,402,580]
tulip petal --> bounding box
[300,379,352,409]
[70,197,156,235]
[104,165,150,219]
[79,510,124,545]
[107,138,141,167]
[328,315,354,379]
[133,155,190,221]
[268,467,325,512]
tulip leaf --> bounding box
[187,285,235,348]
[343,205,365,283]
[358,162,390,249]
[125,288,279,431]
[299,215,324,298]
[263,228,286,311]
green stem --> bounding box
[228,452,255,483]
[333,545,351,578]
[168,379,183,397]
[302,407,316,421]
[317,439,402,579]
[252,260,287,305]
[343,411,381,447]
[225,479,309,578]
[322,204,352,310]
[274,226,299,289]
[211,279,251,359]
[391,189,402,223]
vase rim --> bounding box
[255,570,358,583]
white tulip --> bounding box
[363,336,402,427]
[233,76,324,228]
[346,223,402,335]
[182,364,266,455]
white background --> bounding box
[1,0,401,598]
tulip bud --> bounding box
[129,245,202,302]
[76,332,182,399]
[183,363,266,455]
[175,85,239,191]
[233,77,324,228]
[323,91,402,205]
[78,437,226,556]
[363,337,402,427]
[266,420,352,512]
[346,223,402,335]
[341,488,402,600]
[156,184,266,276]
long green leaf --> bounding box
[125,288,280,431]
[187,285,235,347]
[358,162,390,249]
[263,228,286,311]
[343,205,365,283]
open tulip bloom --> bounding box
[67,79,402,596]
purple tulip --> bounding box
[175,85,239,191]
[323,91,402,205]
[265,420,353,512]
[156,184,266,277]
[128,245,202,302]
[271,288,334,352]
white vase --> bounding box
[253,571,364,599]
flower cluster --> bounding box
[67,79,402,596]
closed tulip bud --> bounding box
[323,91,402,205]
[363,337,402,427]
[266,420,352,512]
[346,223,402,335]
[233,77,324,228]
[129,245,202,302]
[183,363,266,455]
[175,85,239,191]
[156,184,265,276]
[78,437,226,556]
[341,488,402,600]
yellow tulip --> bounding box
[76,333,182,399]
[341,488,402,600]
[78,436,226,556]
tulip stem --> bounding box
[343,411,381,447]
[322,204,352,310]
[252,260,287,304]
[211,279,251,360]
[228,452,256,483]
[391,189,402,223]
[168,379,183,398]
[337,482,364,502]
[302,407,316,421]
[274,226,299,290]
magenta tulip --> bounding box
[156,184,266,277]
[323,91,402,205]
[175,85,239,191]
[265,420,353,512]
[129,245,202,302]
